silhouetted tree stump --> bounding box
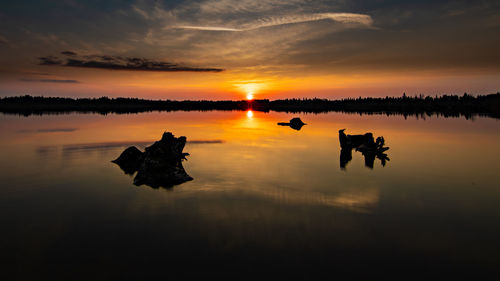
[112,146,143,174]
[112,132,193,188]
[339,129,390,169]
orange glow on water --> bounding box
[246,110,254,118]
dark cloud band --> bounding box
[61,51,77,56]
[39,54,224,72]
[20,78,80,83]
[38,56,63,65]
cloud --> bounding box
[38,56,63,65]
[0,70,52,76]
[187,140,225,144]
[131,5,150,19]
[19,78,80,83]
[195,0,309,14]
[37,128,78,132]
[4,0,499,86]
[61,51,77,56]
[173,12,373,32]
[17,128,78,133]
[38,54,224,72]
[178,26,241,32]
[0,35,9,45]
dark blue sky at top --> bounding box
[2,0,499,52]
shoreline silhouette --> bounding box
[1,93,499,119]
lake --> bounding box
[1,111,499,280]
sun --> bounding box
[246,92,254,100]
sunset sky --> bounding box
[1,0,499,100]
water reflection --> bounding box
[339,129,390,169]
[1,111,500,279]
[38,140,224,154]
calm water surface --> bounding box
[1,111,499,280]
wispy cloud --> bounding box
[173,12,373,32]
[60,50,77,56]
[19,78,80,83]
[178,26,241,32]
[38,53,224,72]
[131,5,150,19]
[37,128,78,132]
[187,140,225,144]
[0,35,9,45]
[38,56,63,65]
[17,128,78,133]
[196,0,308,14]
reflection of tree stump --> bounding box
[112,132,193,188]
[340,148,352,169]
[338,129,390,169]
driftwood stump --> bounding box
[339,129,390,169]
[113,132,193,188]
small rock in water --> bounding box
[277,117,306,131]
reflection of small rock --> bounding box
[278,117,306,131]
[112,132,193,188]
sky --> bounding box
[0,0,499,100]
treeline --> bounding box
[268,93,500,119]
[0,96,257,115]
[0,93,499,119]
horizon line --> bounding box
[1,92,499,102]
